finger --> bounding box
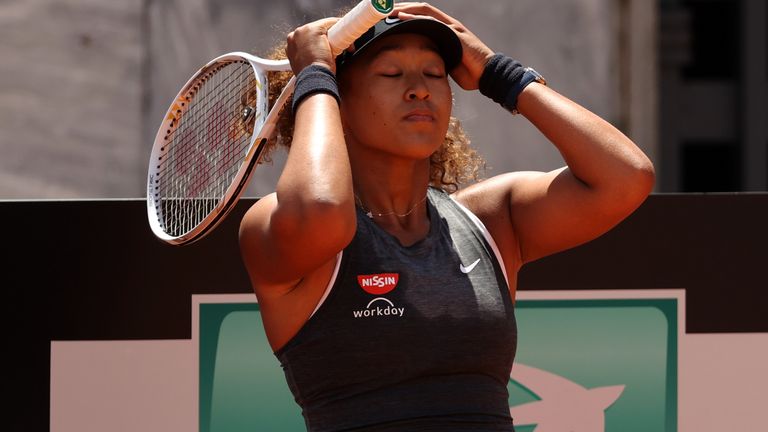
[315,16,341,32]
[287,17,341,73]
[293,16,339,35]
[394,11,444,24]
[392,2,454,24]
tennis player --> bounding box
[239,2,655,430]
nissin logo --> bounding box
[354,273,404,319]
[357,273,399,295]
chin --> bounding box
[400,138,444,159]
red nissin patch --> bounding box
[357,273,399,295]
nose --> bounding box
[405,76,430,101]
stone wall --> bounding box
[0,0,650,199]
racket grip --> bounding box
[327,0,393,57]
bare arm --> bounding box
[395,2,655,265]
[500,83,655,263]
[239,18,356,295]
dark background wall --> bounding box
[5,193,767,430]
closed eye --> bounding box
[424,66,446,78]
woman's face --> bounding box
[338,33,452,161]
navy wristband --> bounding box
[478,53,528,113]
[291,64,340,113]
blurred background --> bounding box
[0,0,765,199]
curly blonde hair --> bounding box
[260,43,485,193]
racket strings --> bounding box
[154,60,259,237]
[177,64,252,235]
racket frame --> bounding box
[147,53,292,245]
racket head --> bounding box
[147,0,392,246]
[147,53,289,245]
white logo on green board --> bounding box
[510,363,625,431]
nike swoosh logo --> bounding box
[459,258,481,274]
[384,16,401,25]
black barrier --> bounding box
[4,193,767,429]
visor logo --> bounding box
[373,0,394,14]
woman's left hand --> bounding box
[392,2,495,90]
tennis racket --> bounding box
[147,0,394,245]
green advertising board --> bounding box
[195,290,681,432]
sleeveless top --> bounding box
[275,188,517,431]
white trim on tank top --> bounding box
[449,196,510,286]
[310,251,343,318]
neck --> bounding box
[352,159,430,213]
[350,158,432,237]
[355,191,428,219]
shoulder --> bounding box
[451,170,554,216]
[451,174,511,218]
[450,175,530,271]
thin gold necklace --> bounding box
[355,193,428,219]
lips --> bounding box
[403,109,435,122]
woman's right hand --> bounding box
[286,17,340,74]
[393,2,495,90]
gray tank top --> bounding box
[275,188,517,431]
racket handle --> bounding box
[327,0,393,57]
